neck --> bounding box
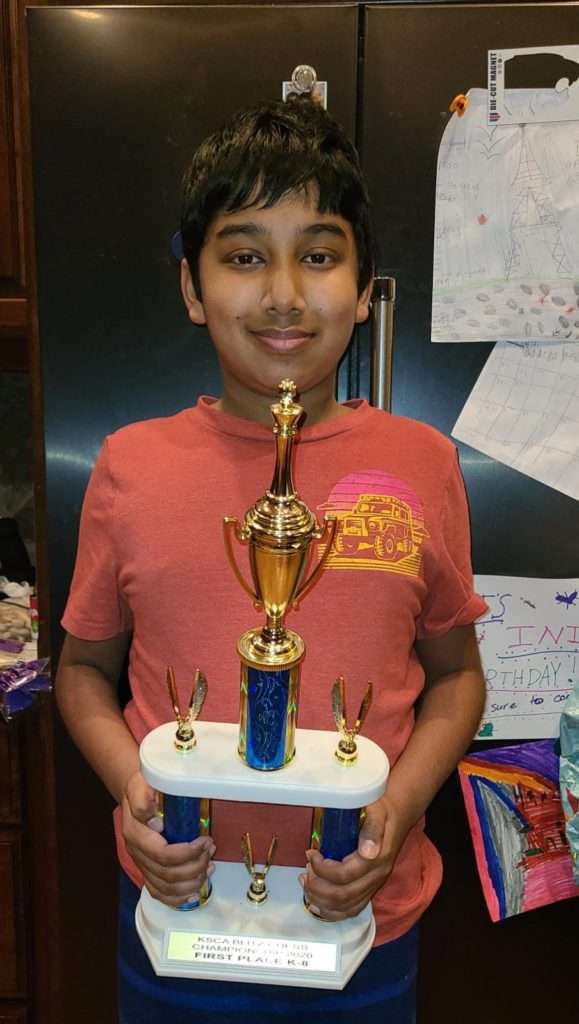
[216,374,351,427]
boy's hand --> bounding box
[122,770,215,908]
[300,795,407,921]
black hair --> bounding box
[180,96,375,296]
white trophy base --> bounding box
[136,860,375,990]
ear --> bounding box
[355,277,374,324]
[180,258,206,326]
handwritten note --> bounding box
[475,575,579,740]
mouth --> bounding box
[251,329,314,353]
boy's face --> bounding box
[181,189,371,420]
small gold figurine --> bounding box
[331,676,373,765]
[166,666,207,753]
[241,832,278,904]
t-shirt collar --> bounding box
[192,395,377,443]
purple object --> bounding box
[0,658,51,721]
[0,639,25,654]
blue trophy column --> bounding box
[239,661,300,770]
[162,795,211,909]
[311,806,364,860]
[245,667,291,770]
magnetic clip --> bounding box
[449,93,469,117]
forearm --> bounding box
[385,666,485,844]
[56,661,140,804]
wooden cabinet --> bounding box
[0,709,59,1024]
[0,725,21,823]
[0,829,26,998]
[0,1011,28,1023]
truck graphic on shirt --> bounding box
[334,494,416,561]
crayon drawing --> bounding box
[459,740,579,921]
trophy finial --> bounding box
[241,832,278,904]
[166,666,207,753]
[278,379,297,406]
[331,676,373,765]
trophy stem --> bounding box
[263,617,284,641]
[270,431,295,499]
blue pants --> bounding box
[118,871,418,1023]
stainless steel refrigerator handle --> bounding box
[370,276,396,412]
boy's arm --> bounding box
[302,623,486,920]
[56,633,215,907]
[57,632,139,801]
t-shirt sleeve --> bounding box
[61,438,133,640]
[416,449,487,640]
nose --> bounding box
[261,259,306,316]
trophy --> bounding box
[308,678,373,885]
[135,382,389,988]
[241,832,278,904]
[162,666,212,909]
[223,379,337,770]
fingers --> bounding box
[124,771,162,829]
[357,798,388,860]
[129,836,217,908]
[306,848,367,884]
[143,858,216,907]
[122,786,217,909]
[302,861,373,918]
[301,848,391,921]
[130,834,214,878]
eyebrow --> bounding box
[215,221,348,241]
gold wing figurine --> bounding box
[241,832,278,904]
[241,831,254,876]
[331,676,373,764]
[166,666,207,752]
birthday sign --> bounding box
[474,576,579,740]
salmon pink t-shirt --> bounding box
[61,397,486,944]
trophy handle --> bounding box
[223,517,262,608]
[293,514,337,609]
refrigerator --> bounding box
[28,4,579,1020]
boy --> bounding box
[56,96,487,1023]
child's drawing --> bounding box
[473,575,579,741]
[458,740,579,921]
[452,340,579,503]
[432,88,579,343]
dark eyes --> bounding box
[229,252,334,267]
[304,253,332,265]
[231,253,261,265]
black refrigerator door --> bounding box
[361,5,579,1022]
[28,7,358,1018]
